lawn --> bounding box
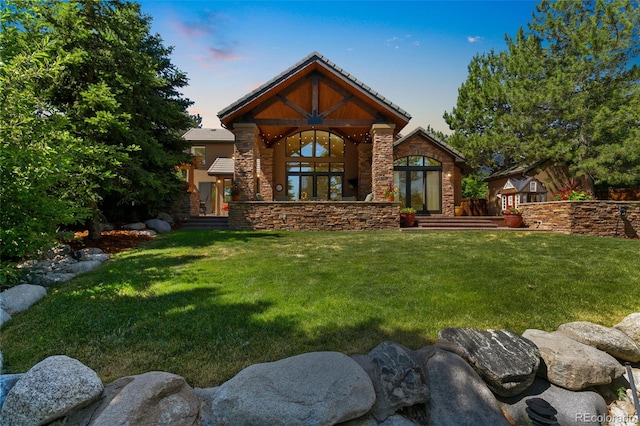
[1,230,638,387]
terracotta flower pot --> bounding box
[400,212,416,227]
[505,214,523,228]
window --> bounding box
[529,181,537,192]
[285,130,345,200]
[393,156,442,213]
[192,146,206,165]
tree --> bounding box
[445,0,640,187]
[32,0,193,237]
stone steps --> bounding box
[404,216,504,231]
[179,216,229,230]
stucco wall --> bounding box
[521,201,639,238]
[228,202,400,231]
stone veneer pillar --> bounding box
[233,123,259,201]
[259,147,274,201]
[370,124,395,201]
[357,143,373,200]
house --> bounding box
[184,52,467,229]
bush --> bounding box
[462,173,489,199]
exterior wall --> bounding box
[233,123,259,200]
[521,201,639,238]
[371,124,395,201]
[487,177,509,216]
[228,202,400,231]
[191,142,234,172]
[393,134,459,216]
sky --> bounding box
[137,0,539,134]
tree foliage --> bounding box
[445,0,640,186]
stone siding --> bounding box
[228,202,400,231]
[521,201,639,238]
[371,124,395,201]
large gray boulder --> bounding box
[0,355,103,425]
[438,328,540,397]
[352,341,429,421]
[64,260,103,275]
[0,284,47,315]
[557,321,640,362]
[209,351,375,426]
[419,347,510,426]
[123,222,146,230]
[85,371,200,426]
[523,329,625,390]
[0,309,11,327]
[615,313,640,346]
[0,374,23,408]
[28,272,76,287]
[145,218,171,234]
[499,377,608,426]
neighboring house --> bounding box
[181,128,235,216]
[214,52,466,215]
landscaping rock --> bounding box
[419,347,510,426]
[557,321,640,362]
[209,351,375,426]
[522,329,625,390]
[0,355,103,426]
[145,218,172,233]
[123,221,146,230]
[0,309,11,327]
[64,260,103,274]
[499,377,608,426]
[157,212,175,226]
[353,341,429,421]
[0,284,47,315]
[194,387,219,426]
[438,328,540,397]
[86,371,199,426]
[28,272,77,287]
[0,374,23,408]
[74,247,108,261]
[615,313,640,346]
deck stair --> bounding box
[180,216,229,230]
[406,216,503,231]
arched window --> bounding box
[394,156,442,213]
[285,130,345,200]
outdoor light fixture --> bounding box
[619,205,627,217]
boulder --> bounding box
[438,328,540,396]
[0,374,24,407]
[157,212,175,226]
[209,351,375,426]
[0,355,103,425]
[74,248,108,261]
[194,387,219,426]
[353,341,429,421]
[557,321,640,362]
[145,218,172,234]
[0,284,47,315]
[0,309,11,327]
[499,377,608,426]
[86,371,199,426]
[522,329,625,390]
[615,313,640,346]
[63,260,103,274]
[418,347,510,426]
[28,272,76,287]
[123,222,146,230]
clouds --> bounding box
[467,36,484,43]
[385,34,420,50]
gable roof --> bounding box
[393,127,466,164]
[183,128,235,142]
[217,52,411,145]
[207,157,234,175]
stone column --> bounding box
[233,123,258,201]
[259,146,274,200]
[358,143,373,200]
[370,124,395,201]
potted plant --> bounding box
[230,184,241,201]
[400,207,417,227]
[382,184,398,202]
[504,207,523,228]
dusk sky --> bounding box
[137,0,538,134]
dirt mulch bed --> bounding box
[69,230,155,254]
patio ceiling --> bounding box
[218,52,411,146]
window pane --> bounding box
[329,176,342,200]
[316,132,329,157]
[330,163,344,172]
[394,171,406,207]
[286,135,300,157]
[425,157,441,166]
[300,175,313,200]
[411,171,424,210]
[315,163,329,172]
[192,146,206,165]
[287,175,299,200]
[408,156,423,166]
[427,171,441,211]
[300,130,314,157]
[300,162,313,172]
[394,157,407,166]
[317,176,329,200]
[330,134,344,157]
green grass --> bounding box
[1,230,638,387]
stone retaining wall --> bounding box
[521,201,640,238]
[228,201,400,231]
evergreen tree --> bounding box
[445,0,640,187]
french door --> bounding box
[394,157,442,214]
